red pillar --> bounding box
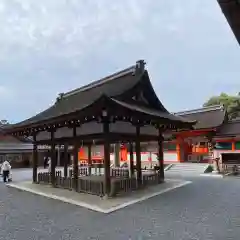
[176,137,185,162]
[232,140,235,151]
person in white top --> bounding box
[1,160,11,182]
[48,158,51,172]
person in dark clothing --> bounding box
[3,170,9,182]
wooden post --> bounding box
[207,133,214,164]
[129,142,134,177]
[57,145,61,166]
[73,126,79,191]
[103,118,111,196]
[88,145,92,176]
[158,129,164,180]
[32,134,38,183]
[50,130,56,186]
[64,143,68,178]
[114,143,120,167]
[135,125,142,185]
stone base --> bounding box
[200,173,223,178]
[7,179,191,213]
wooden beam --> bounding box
[35,132,159,145]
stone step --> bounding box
[166,163,209,174]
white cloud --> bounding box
[0,0,152,59]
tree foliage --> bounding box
[203,93,240,120]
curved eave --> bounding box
[142,71,169,112]
[109,98,196,128]
[218,0,240,44]
[5,95,196,135]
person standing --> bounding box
[48,157,51,173]
[43,156,48,169]
[1,160,11,182]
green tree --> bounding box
[203,93,240,119]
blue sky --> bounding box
[0,0,240,123]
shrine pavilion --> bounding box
[4,60,195,197]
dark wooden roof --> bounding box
[218,0,240,44]
[6,60,195,133]
[0,127,32,143]
[216,119,240,136]
[175,105,227,130]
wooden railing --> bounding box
[76,179,104,196]
[37,170,163,197]
[223,164,240,175]
[111,168,129,177]
[68,167,129,177]
[110,178,137,197]
[38,171,104,196]
[38,172,51,184]
[142,172,162,186]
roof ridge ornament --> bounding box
[134,60,146,76]
[55,93,64,103]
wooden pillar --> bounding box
[207,133,214,164]
[50,130,56,186]
[176,137,185,162]
[114,143,120,167]
[73,126,79,191]
[103,118,111,196]
[129,142,134,177]
[63,143,68,178]
[88,145,92,176]
[32,134,38,183]
[57,145,61,166]
[135,125,142,185]
[158,129,164,180]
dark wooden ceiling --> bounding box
[218,0,240,44]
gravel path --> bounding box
[0,170,239,240]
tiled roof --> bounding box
[7,60,195,131]
[0,126,32,143]
[10,64,139,128]
[174,105,226,130]
[217,0,240,44]
[111,98,195,124]
[216,119,240,136]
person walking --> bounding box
[1,160,11,183]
